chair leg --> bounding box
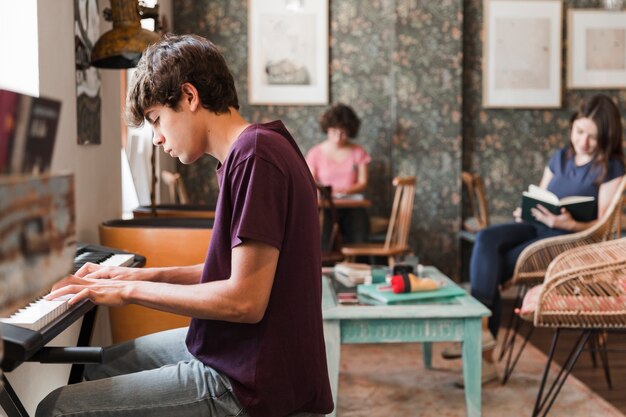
[532,329,591,417]
[501,316,534,385]
[596,331,613,390]
[588,332,598,368]
[498,285,526,362]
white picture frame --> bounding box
[248,0,328,105]
[483,0,562,108]
[568,10,626,89]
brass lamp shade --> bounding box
[91,0,160,69]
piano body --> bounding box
[0,175,145,416]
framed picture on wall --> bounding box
[568,10,626,89]
[74,0,101,145]
[483,0,562,108]
[248,0,329,105]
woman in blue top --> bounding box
[448,94,625,385]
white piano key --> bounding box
[1,251,134,331]
[99,253,134,267]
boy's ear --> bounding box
[180,82,199,111]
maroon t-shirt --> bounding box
[186,121,333,417]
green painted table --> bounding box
[322,266,491,417]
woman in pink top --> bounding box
[306,103,371,245]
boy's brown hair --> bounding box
[126,34,239,127]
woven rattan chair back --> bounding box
[524,238,626,416]
[512,175,626,288]
[534,237,626,328]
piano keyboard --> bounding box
[0,251,135,331]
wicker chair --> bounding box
[519,237,626,417]
[341,176,415,266]
[499,175,626,383]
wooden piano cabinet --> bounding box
[99,218,213,343]
[132,204,216,219]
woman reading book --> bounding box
[444,94,625,385]
[306,103,371,246]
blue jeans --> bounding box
[36,328,246,417]
[469,222,569,337]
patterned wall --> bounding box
[463,0,626,218]
[173,0,626,280]
[174,0,464,278]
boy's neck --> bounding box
[206,107,250,163]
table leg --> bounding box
[462,318,482,417]
[422,342,432,369]
[324,320,340,417]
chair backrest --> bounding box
[161,169,190,204]
[535,237,626,328]
[513,175,626,286]
[99,218,212,343]
[317,185,341,254]
[582,174,626,241]
[384,176,416,249]
[461,171,489,231]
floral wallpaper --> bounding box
[174,0,463,278]
[463,0,626,218]
[173,0,626,280]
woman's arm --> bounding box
[340,163,368,194]
[532,175,623,232]
[513,167,554,222]
[538,167,554,189]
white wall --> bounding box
[2,1,175,415]
[41,0,123,243]
[0,0,38,95]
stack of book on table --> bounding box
[333,262,371,287]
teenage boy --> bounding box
[37,34,333,417]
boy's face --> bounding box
[144,101,206,164]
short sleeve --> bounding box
[228,156,287,250]
[547,148,565,175]
[353,145,371,165]
[605,158,625,183]
[305,145,321,172]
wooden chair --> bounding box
[161,169,190,204]
[341,176,416,266]
[460,171,509,240]
[499,175,626,383]
[317,185,345,266]
[99,218,213,343]
[518,237,626,417]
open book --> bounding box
[521,185,595,223]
